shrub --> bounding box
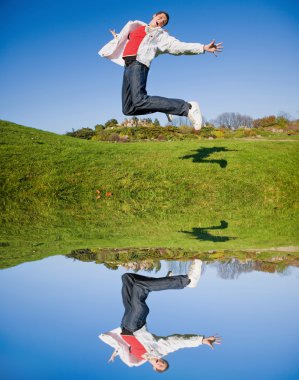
[95,124,105,132]
[276,117,288,129]
[178,125,194,134]
[213,129,225,139]
[253,116,276,129]
[108,133,121,142]
[66,127,95,140]
[200,126,217,139]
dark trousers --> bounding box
[122,61,190,116]
[120,273,190,333]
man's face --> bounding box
[152,358,168,371]
[149,13,168,28]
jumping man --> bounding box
[99,11,223,130]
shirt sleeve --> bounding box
[157,32,204,55]
[156,334,204,356]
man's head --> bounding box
[149,11,169,28]
[149,357,170,372]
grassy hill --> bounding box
[0,120,298,268]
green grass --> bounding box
[1,120,298,268]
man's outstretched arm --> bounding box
[152,333,222,355]
[157,33,223,57]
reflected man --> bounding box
[99,260,221,372]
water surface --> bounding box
[0,256,298,380]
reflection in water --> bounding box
[66,248,299,276]
[0,255,298,379]
[99,260,221,372]
[210,259,291,279]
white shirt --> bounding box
[99,325,204,367]
[98,20,205,68]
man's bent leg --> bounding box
[126,61,190,116]
[120,273,190,332]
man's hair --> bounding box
[155,11,170,26]
[155,359,170,373]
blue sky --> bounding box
[1,0,299,134]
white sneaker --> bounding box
[187,259,203,288]
[188,101,202,130]
[166,114,174,123]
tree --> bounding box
[105,119,118,128]
[131,116,139,127]
[172,116,192,127]
[143,117,153,124]
[276,112,292,129]
[213,112,253,129]
[278,111,292,121]
[153,118,160,127]
[95,124,105,132]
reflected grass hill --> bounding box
[66,247,299,275]
[1,120,299,268]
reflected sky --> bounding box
[0,256,298,380]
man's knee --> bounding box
[122,101,137,115]
[122,273,135,283]
[123,96,147,115]
[122,108,135,116]
[122,273,129,282]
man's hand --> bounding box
[109,29,118,39]
[204,40,223,56]
[108,349,118,363]
[203,335,222,349]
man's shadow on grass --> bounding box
[181,220,236,242]
[180,147,237,168]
